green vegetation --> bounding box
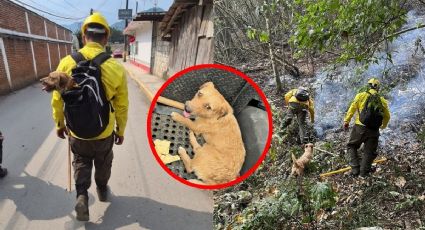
[235,180,337,229]
[291,0,408,64]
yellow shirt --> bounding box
[51,42,129,139]
[284,89,315,122]
[344,89,390,129]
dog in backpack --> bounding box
[290,143,314,177]
[40,71,78,93]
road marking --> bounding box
[125,67,184,110]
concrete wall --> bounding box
[129,21,153,71]
[0,0,73,94]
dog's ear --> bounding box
[200,82,214,89]
[217,105,229,120]
[58,75,68,89]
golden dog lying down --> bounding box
[291,143,314,177]
[40,71,77,93]
[171,82,246,185]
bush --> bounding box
[236,180,337,229]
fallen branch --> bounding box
[313,147,338,157]
[319,157,387,178]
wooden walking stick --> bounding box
[67,133,72,192]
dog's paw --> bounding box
[189,131,196,140]
[178,146,187,156]
[171,112,184,122]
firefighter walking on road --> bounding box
[344,78,390,177]
[50,12,128,221]
[284,87,315,144]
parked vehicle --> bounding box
[112,49,123,58]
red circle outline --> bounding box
[146,64,273,190]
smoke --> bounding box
[313,11,425,141]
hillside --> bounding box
[213,1,425,229]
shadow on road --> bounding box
[77,193,212,230]
[0,172,76,228]
[0,173,211,230]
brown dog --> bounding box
[40,71,77,93]
[170,82,246,185]
[291,143,314,177]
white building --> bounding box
[123,8,166,73]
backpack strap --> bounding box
[92,52,111,66]
[70,52,85,64]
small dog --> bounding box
[40,71,77,93]
[291,143,314,177]
[171,82,246,185]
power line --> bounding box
[27,0,85,19]
[63,0,85,12]
[96,0,108,11]
[43,0,83,14]
[12,0,86,20]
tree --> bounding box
[109,27,124,43]
[291,0,411,65]
[215,0,300,92]
[74,30,83,49]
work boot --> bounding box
[96,186,108,202]
[75,195,89,221]
[0,167,7,178]
[360,153,377,177]
[350,166,360,177]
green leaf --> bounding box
[259,31,270,43]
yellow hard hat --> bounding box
[81,12,110,37]
[368,78,380,88]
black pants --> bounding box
[288,102,308,143]
[0,138,3,165]
[347,124,379,174]
[70,135,114,197]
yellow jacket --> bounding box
[284,89,315,122]
[52,42,129,139]
[344,89,390,129]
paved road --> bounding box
[0,76,213,229]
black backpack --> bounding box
[61,52,111,139]
[295,88,310,102]
[359,92,384,130]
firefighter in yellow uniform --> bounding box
[344,78,390,177]
[51,12,128,221]
[284,87,314,143]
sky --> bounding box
[14,0,173,26]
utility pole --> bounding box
[123,0,129,62]
[136,1,138,16]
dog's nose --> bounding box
[184,102,192,113]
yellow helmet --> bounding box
[368,78,380,89]
[81,12,110,37]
